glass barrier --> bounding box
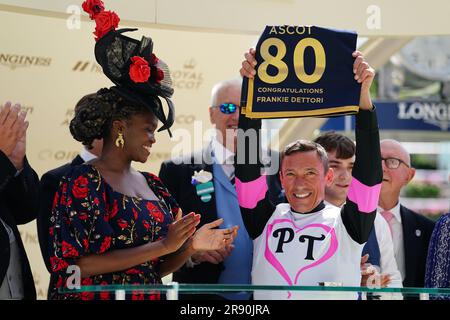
[59,283,450,300]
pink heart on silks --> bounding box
[264,218,338,299]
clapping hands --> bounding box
[0,102,29,170]
[192,218,239,251]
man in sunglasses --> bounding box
[378,139,435,290]
[159,79,280,299]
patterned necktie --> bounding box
[381,210,395,236]
[229,171,235,186]
[225,156,235,186]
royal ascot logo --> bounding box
[60,110,196,126]
[72,60,102,73]
[39,149,79,162]
[0,53,52,70]
[183,59,196,69]
[398,102,450,131]
[171,58,204,90]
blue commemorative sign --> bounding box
[321,101,450,132]
[241,26,361,119]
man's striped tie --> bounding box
[229,172,235,186]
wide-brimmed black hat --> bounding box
[83,1,175,136]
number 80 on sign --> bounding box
[258,37,326,85]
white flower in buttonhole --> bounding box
[191,170,213,186]
[191,170,214,203]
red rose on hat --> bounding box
[150,53,159,65]
[129,56,151,83]
[94,10,120,41]
[155,68,165,84]
[82,0,105,19]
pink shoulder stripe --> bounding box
[235,176,268,209]
[347,177,381,213]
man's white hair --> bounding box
[210,78,242,106]
[380,139,411,166]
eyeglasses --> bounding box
[212,103,239,114]
[381,157,410,169]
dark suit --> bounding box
[37,155,84,274]
[0,151,39,300]
[159,145,280,294]
[159,148,224,285]
[400,205,435,288]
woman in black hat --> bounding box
[47,1,238,300]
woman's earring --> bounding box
[115,131,125,148]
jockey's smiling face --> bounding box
[280,150,334,213]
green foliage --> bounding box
[411,154,437,170]
[404,183,441,198]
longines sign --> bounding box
[72,60,102,73]
[0,53,52,70]
[397,102,450,130]
[321,101,450,132]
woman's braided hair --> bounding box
[70,88,150,149]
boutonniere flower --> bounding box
[191,170,214,203]
[191,170,213,186]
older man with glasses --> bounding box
[378,139,435,291]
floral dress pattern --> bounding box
[48,164,178,300]
[425,213,450,300]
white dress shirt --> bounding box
[79,148,98,163]
[211,138,235,179]
[373,213,403,288]
[378,202,405,282]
